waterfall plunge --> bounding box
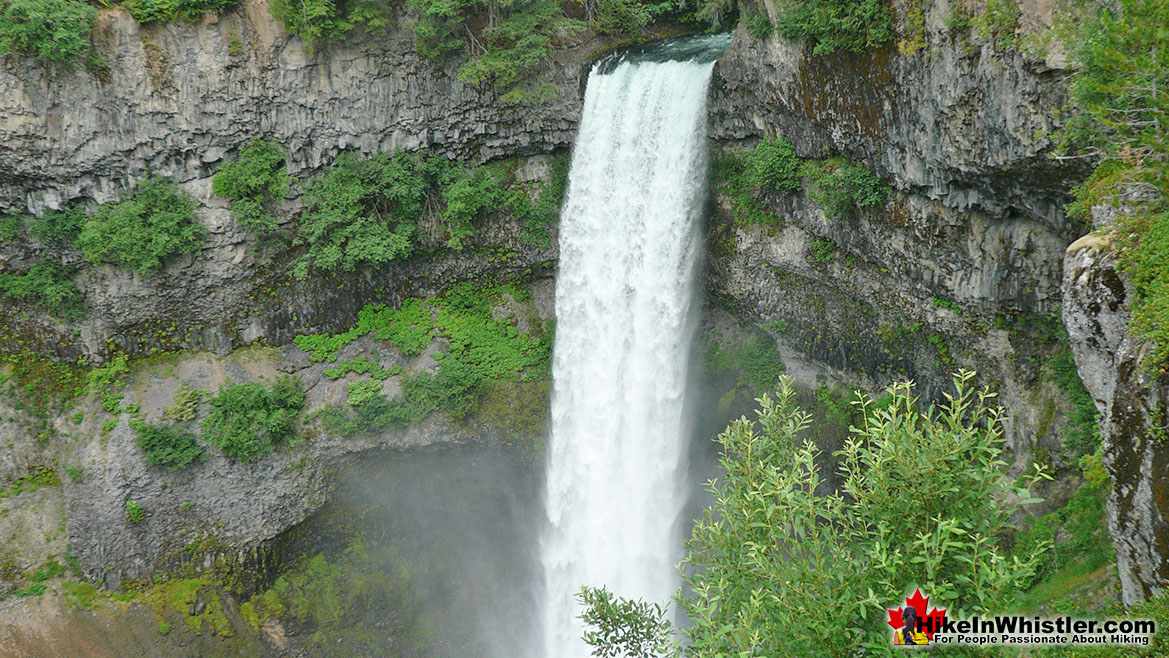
[539,35,730,658]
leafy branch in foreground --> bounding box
[580,371,1048,658]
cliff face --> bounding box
[1063,229,1169,606]
[0,0,582,360]
[704,12,1086,459]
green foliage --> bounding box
[802,157,891,219]
[162,382,204,421]
[345,379,383,407]
[201,376,305,462]
[774,0,893,56]
[29,558,67,582]
[295,297,434,362]
[581,372,1048,658]
[315,283,552,437]
[584,0,673,37]
[744,14,772,39]
[85,354,130,413]
[268,0,388,53]
[897,0,925,56]
[132,420,205,469]
[293,151,441,278]
[246,540,428,653]
[123,0,238,23]
[1060,1,1169,370]
[323,358,402,380]
[64,464,84,482]
[809,237,835,263]
[77,177,205,273]
[0,0,96,63]
[578,585,676,658]
[930,295,962,315]
[1013,464,1111,587]
[0,263,85,319]
[0,215,19,240]
[294,150,565,276]
[410,0,581,104]
[212,139,292,234]
[713,138,801,226]
[125,499,145,523]
[11,583,47,597]
[1048,346,1100,457]
[705,331,786,395]
[971,0,1019,49]
[27,207,84,246]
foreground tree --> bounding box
[580,371,1048,657]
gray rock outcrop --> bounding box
[1063,229,1169,606]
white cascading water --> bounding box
[539,35,731,658]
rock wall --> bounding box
[1064,229,1169,606]
[704,9,1087,460]
[0,0,586,361]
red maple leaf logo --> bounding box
[886,588,947,641]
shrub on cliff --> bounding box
[410,0,582,104]
[293,151,436,278]
[212,138,292,235]
[774,0,893,55]
[123,0,238,23]
[0,263,85,319]
[802,157,891,219]
[713,138,800,226]
[202,376,305,462]
[132,420,205,470]
[1060,0,1169,372]
[294,150,556,277]
[76,177,205,274]
[580,372,1048,657]
[268,0,388,53]
[0,0,96,64]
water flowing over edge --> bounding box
[537,34,729,658]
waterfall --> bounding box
[539,34,731,658]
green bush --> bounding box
[294,150,562,277]
[1049,346,1100,457]
[314,283,553,437]
[1013,473,1111,586]
[132,420,205,470]
[802,158,890,219]
[212,139,292,234]
[125,500,145,523]
[775,0,893,56]
[0,215,19,240]
[1059,0,1169,372]
[584,0,672,37]
[268,0,388,53]
[744,15,772,39]
[202,376,305,462]
[971,0,1019,49]
[713,138,801,226]
[411,0,582,104]
[809,237,835,263]
[581,372,1048,657]
[292,151,439,278]
[322,358,402,380]
[0,263,85,319]
[28,207,84,246]
[124,0,238,23]
[0,0,97,63]
[704,331,785,394]
[77,177,205,273]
